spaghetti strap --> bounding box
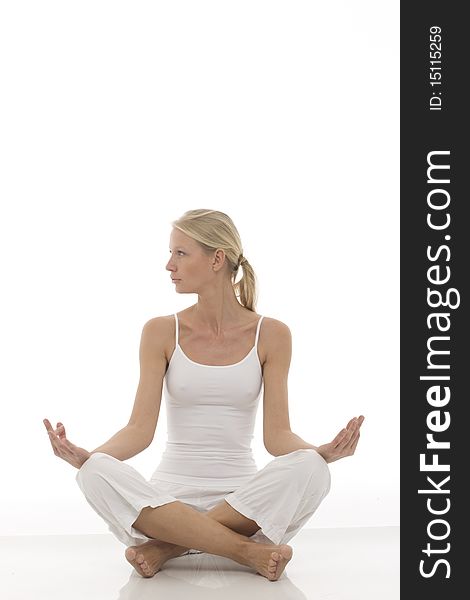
[255,315,264,348]
[174,313,179,346]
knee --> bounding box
[293,449,331,496]
[75,452,112,486]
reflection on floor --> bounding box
[0,526,398,600]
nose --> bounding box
[166,262,177,276]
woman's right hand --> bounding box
[43,418,92,470]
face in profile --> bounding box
[166,228,220,294]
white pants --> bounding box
[75,448,331,552]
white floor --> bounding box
[0,527,399,600]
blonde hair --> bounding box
[171,209,258,312]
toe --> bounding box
[125,547,136,560]
[281,544,293,560]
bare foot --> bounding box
[245,542,293,581]
[125,539,187,578]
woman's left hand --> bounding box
[316,415,365,463]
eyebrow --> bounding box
[169,246,185,250]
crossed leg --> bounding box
[125,499,291,581]
[76,449,330,580]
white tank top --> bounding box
[150,312,265,488]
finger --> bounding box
[49,433,74,460]
[345,417,356,430]
[56,422,66,439]
[47,430,61,455]
[61,438,74,449]
[47,428,60,446]
[349,432,361,454]
[344,428,360,450]
[45,419,62,443]
[332,428,349,448]
[48,429,68,455]
[351,416,364,430]
[54,432,71,449]
[337,422,357,450]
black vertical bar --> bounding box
[401,1,467,596]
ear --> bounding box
[212,248,227,271]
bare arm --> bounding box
[270,417,364,463]
[45,317,169,468]
[89,317,168,461]
[267,430,318,457]
[89,424,152,461]
[262,319,364,462]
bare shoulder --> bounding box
[259,316,292,365]
[141,314,174,336]
[140,314,176,362]
[260,316,292,341]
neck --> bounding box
[191,293,249,337]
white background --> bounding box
[0,0,399,536]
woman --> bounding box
[44,208,364,582]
